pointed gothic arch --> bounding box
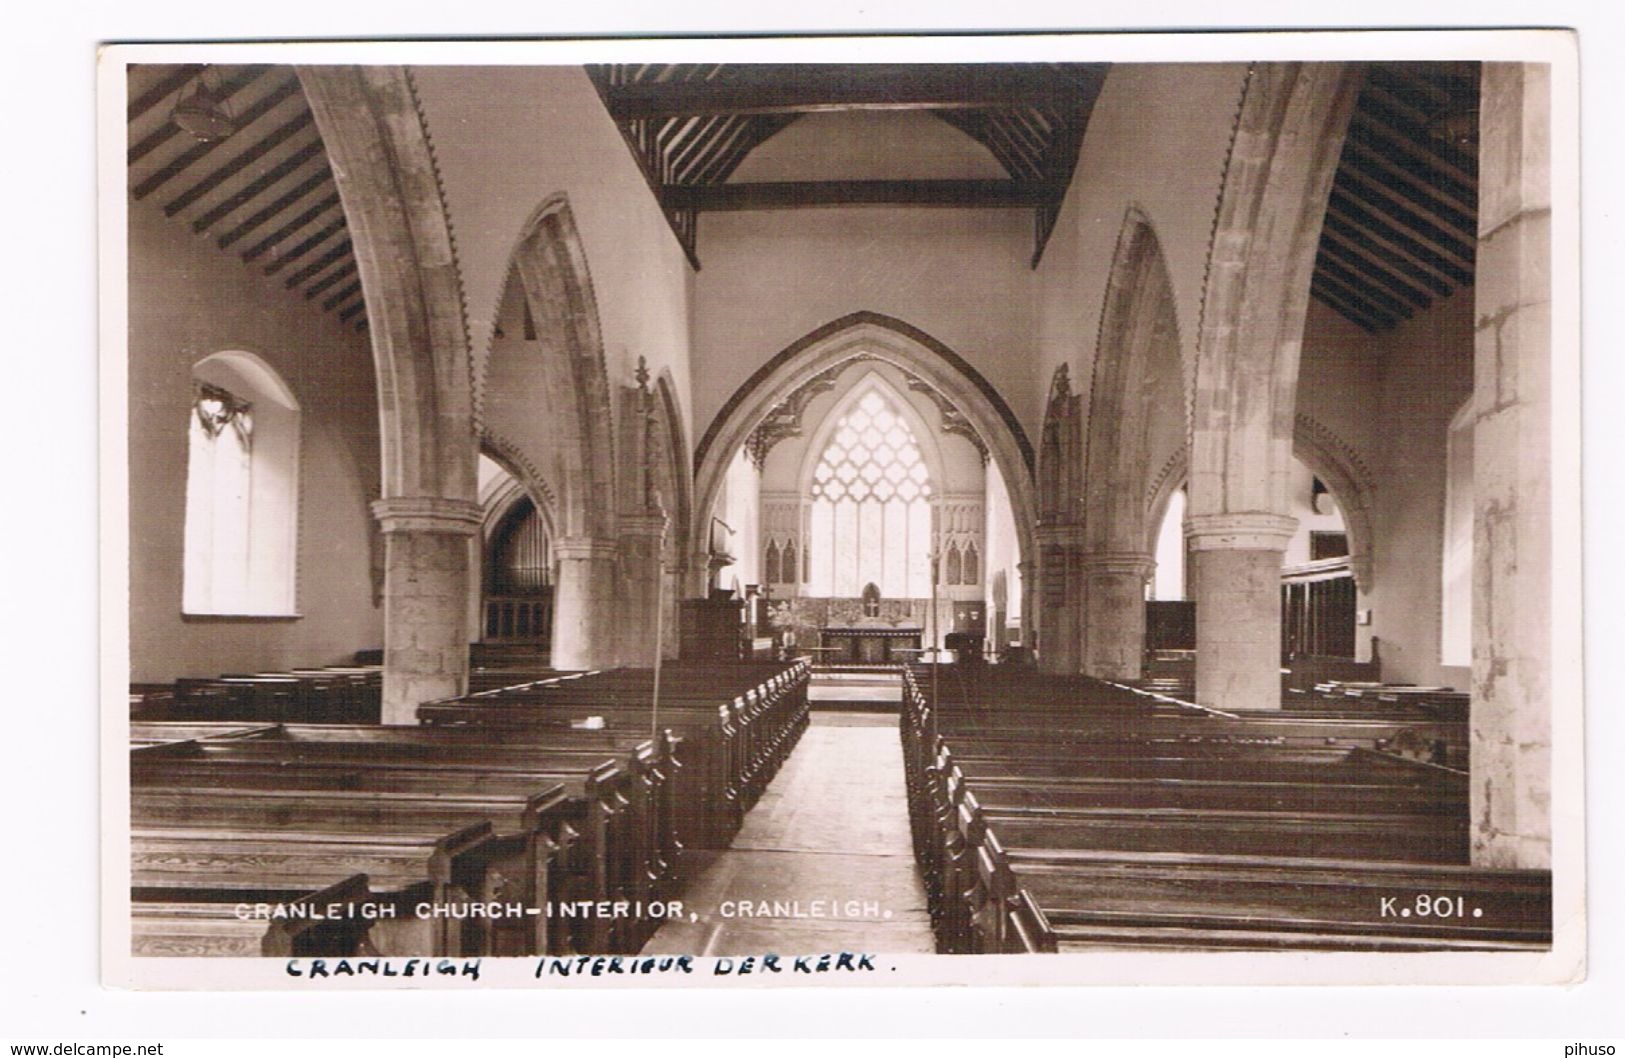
[297,66,474,508]
[1143,413,1378,593]
[494,194,619,543]
[298,66,479,718]
[694,312,1036,575]
[1084,207,1184,557]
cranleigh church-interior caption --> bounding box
[122,58,1557,959]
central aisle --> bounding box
[642,712,936,956]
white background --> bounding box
[4,0,1622,1041]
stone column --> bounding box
[1081,550,1155,680]
[1016,559,1035,657]
[552,537,621,671]
[616,514,669,669]
[683,547,712,599]
[371,497,482,725]
[1035,524,1085,674]
[1470,63,1552,870]
[1187,513,1295,712]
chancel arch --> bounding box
[705,338,1014,662]
[693,311,1037,582]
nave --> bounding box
[128,652,1550,958]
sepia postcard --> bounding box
[98,29,1584,993]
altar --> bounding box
[818,626,924,666]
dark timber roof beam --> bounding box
[603,65,1108,120]
[661,179,1065,212]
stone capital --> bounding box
[1079,550,1156,578]
[1184,512,1297,552]
[618,513,671,540]
[370,496,482,536]
[555,536,620,563]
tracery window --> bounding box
[807,389,933,597]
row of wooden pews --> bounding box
[466,642,564,693]
[133,663,383,724]
[129,660,809,959]
[901,663,1551,954]
[418,659,813,851]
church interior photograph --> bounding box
[117,52,1564,967]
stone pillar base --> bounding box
[372,497,482,725]
[1082,551,1155,680]
[1188,513,1294,713]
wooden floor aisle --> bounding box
[642,712,936,956]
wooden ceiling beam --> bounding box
[128,64,207,122]
[304,260,357,300]
[1316,235,1434,309]
[162,111,315,217]
[1313,271,1403,329]
[1322,205,1462,295]
[1350,111,1477,194]
[321,280,364,313]
[186,139,325,232]
[661,179,1062,212]
[603,66,1107,120]
[1328,188,1475,280]
[212,165,330,244]
[283,238,351,289]
[685,116,758,187]
[1345,136,1476,220]
[264,215,348,274]
[1334,170,1476,269]
[1319,213,1455,298]
[132,75,300,199]
[128,66,274,166]
[1338,156,1474,235]
[1314,254,1416,319]
[241,192,342,263]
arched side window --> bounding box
[962,541,979,586]
[806,388,934,598]
[183,351,300,616]
[1440,398,1474,666]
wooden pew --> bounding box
[131,781,570,956]
[1002,853,1551,953]
[420,660,811,849]
[132,873,394,957]
[134,734,653,954]
[131,817,497,956]
[898,663,1551,955]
